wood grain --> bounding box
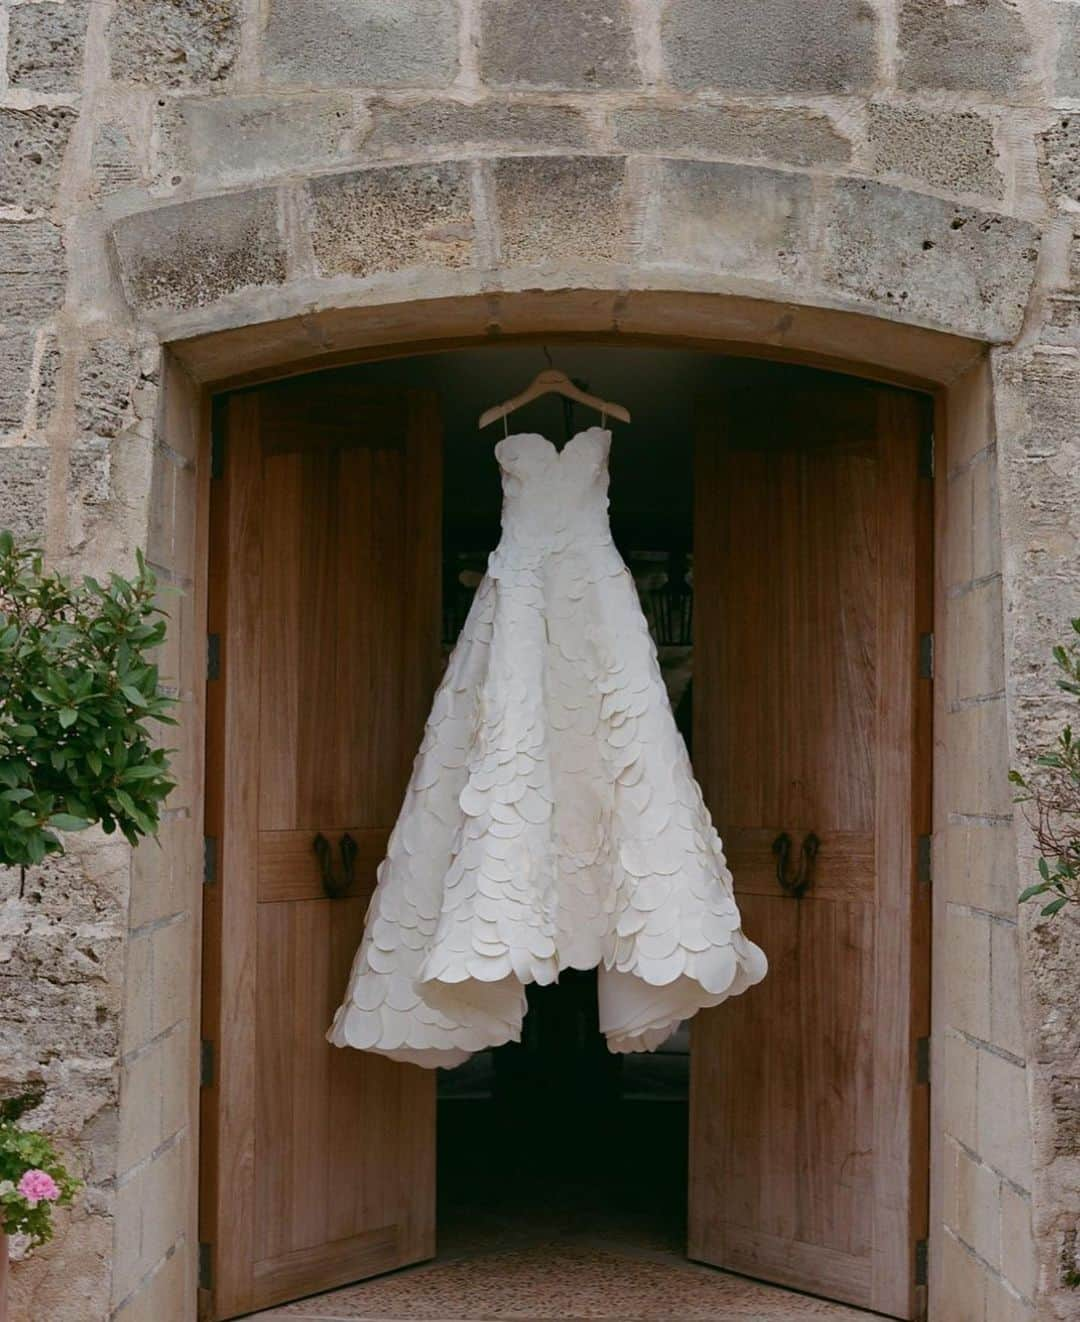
[689,379,930,1319]
[202,383,441,1319]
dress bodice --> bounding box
[494,427,612,549]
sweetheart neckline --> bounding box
[495,426,611,462]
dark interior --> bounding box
[331,344,842,1256]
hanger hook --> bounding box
[543,345,554,369]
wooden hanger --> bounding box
[478,368,631,430]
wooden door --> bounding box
[201,378,442,1319]
[689,377,931,1319]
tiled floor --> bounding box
[250,1242,876,1322]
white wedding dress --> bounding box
[329,427,766,1068]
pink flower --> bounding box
[17,1170,60,1207]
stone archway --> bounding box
[118,232,1028,1320]
[13,138,1064,1318]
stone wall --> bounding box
[0,1,1078,1319]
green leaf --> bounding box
[1038,856,1051,880]
[1019,883,1050,902]
[47,813,90,832]
[1041,897,1068,917]
[57,708,77,729]
[119,685,147,708]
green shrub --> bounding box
[0,531,176,870]
[1011,617,1080,920]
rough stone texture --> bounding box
[493,155,626,264]
[309,162,473,277]
[868,104,1002,198]
[0,106,78,215]
[613,105,850,168]
[155,93,359,190]
[0,220,66,326]
[264,0,459,88]
[6,1,89,93]
[0,332,35,433]
[641,158,811,282]
[898,0,1032,96]
[1056,3,1080,98]
[91,123,143,198]
[481,0,638,91]
[366,99,590,157]
[1038,116,1080,208]
[821,180,1039,340]
[76,340,142,439]
[0,447,50,539]
[108,0,240,88]
[111,190,287,312]
[663,0,877,93]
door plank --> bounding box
[203,381,442,1319]
[689,378,930,1319]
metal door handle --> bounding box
[772,831,820,899]
[313,831,358,899]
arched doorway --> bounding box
[197,340,931,1320]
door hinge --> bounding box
[917,834,932,886]
[918,632,934,680]
[203,836,217,885]
[198,1240,213,1291]
[200,1039,215,1088]
[914,1237,929,1286]
[919,426,935,480]
[916,1037,931,1086]
[206,633,221,682]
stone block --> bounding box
[947,576,1005,705]
[121,929,153,1054]
[943,700,1012,820]
[868,104,1001,198]
[1000,1184,1036,1298]
[111,190,286,313]
[898,0,1031,96]
[493,155,626,265]
[0,446,49,540]
[986,1275,1034,1322]
[7,1,88,92]
[108,0,240,88]
[1038,116,1080,208]
[663,0,877,93]
[820,180,1039,342]
[481,0,638,91]
[76,340,141,439]
[265,0,458,88]
[117,1040,164,1174]
[937,1229,987,1322]
[971,450,1001,579]
[156,93,359,190]
[0,220,66,326]
[945,463,975,590]
[0,106,78,215]
[613,105,850,168]
[943,905,992,1041]
[112,1237,190,1321]
[990,921,1025,1061]
[0,330,34,433]
[940,820,1017,918]
[33,332,62,431]
[977,1048,1033,1188]
[366,99,590,157]
[641,159,811,283]
[309,162,473,278]
[91,123,143,197]
[150,915,193,1038]
[952,1143,1001,1267]
[1056,4,1080,98]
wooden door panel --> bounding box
[202,380,441,1319]
[690,380,930,1319]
